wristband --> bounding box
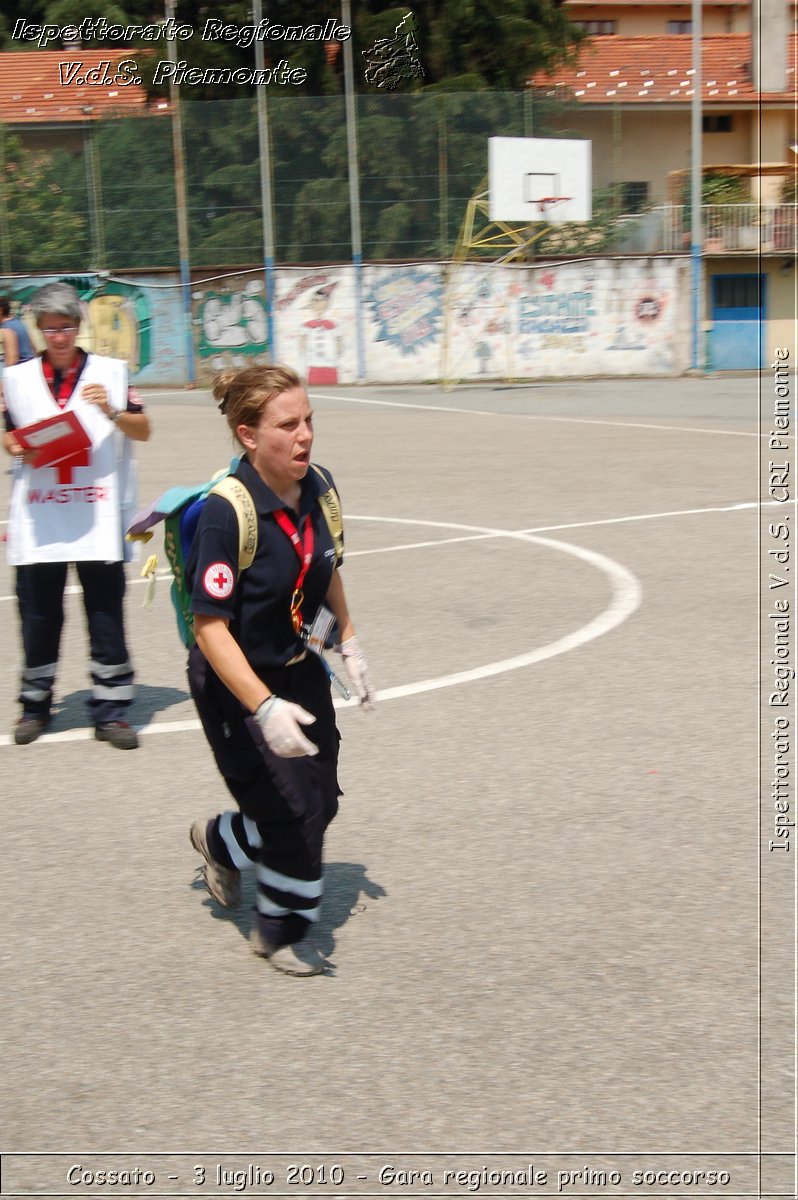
[109,408,121,424]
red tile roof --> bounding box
[565,1,750,5]
[532,34,796,103]
[0,51,168,123]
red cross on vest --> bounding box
[54,451,91,484]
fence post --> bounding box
[165,0,195,386]
[0,124,11,275]
[438,95,448,258]
[342,0,366,382]
[253,0,277,358]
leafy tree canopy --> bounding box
[1,0,583,95]
[0,126,88,272]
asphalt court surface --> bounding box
[1,375,784,1168]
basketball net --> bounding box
[536,196,571,220]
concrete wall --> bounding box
[764,261,798,354]
[565,0,769,35]
[580,10,738,35]
[544,110,758,204]
[8,253,791,383]
[753,0,789,91]
[754,110,791,203]
[186,258,689,384]
[4,272,188,385]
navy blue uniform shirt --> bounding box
[187,456,340,675]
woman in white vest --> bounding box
[2,281,150,748]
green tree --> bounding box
[1,2,586,267]
[0,0,157,48]
[380,0,583,91]
[0,125,88,273]
[2,0,584,92]
[96,117,179,269]
[131,0,584,99]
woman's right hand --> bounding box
[256,696,319,758]
[3,431,33,462]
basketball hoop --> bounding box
[536,196,571,220]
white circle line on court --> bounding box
[310,390,770,439]
[0,498,780,604]
[0,517,642,746]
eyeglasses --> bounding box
[40,326,79,337]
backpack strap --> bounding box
[310,464,344,565]
[208,476,258,570]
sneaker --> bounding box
[189,819,241,907]
[95,721,139,750]
[13,715,50,745]
[250,926,326,976]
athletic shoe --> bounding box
[13,715,50,745]
[250,927,326,976]
[189,818,241,907]
[95,721,139,750]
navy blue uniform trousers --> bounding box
[188,647,340,946]
[16,560,134,724]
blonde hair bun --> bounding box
[213,369,238,409]
[214,364,303,442]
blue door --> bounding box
[710,273,765,369]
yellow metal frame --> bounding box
[441,180,556,389]
[453,185,551,266]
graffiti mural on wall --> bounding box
[192,276,270,383]
[6,275,152,374]
[517,268,595,358]
[508,259,679,376]
[299,282,341,385]
[442,265,509,380]
[87,284,152,370]
[277,271,351,384]
[606,268,673,362]
[368,267,442,354]
[3,258,687,384]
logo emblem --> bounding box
[363,12,425,90]
[203,562,234,599]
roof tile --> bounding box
[532,34,796,103]
[0,51,165,123]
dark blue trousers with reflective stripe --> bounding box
[188,647,340,947]
[16,561,134,724]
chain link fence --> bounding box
[2,90,582,275]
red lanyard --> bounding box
[42,353,83,409]
[273,509,314,633]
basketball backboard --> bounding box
[488,137,592,223]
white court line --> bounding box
[0,500,782,604]
[343,499,782,548]
[0,500,770,743]
[310,390,771,438]
[0,517,642,745]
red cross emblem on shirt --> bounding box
[203,562,234,599]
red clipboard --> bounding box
[13,409,91,469]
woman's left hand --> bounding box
[81,383,115,421]
[339,636,376,710]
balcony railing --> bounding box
[615,204,798,254]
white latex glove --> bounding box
[256,696,318,758]
[339,636,376,711]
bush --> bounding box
[683,173,749,206]
[780,170,798,204]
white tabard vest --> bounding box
[4,354,138,565]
